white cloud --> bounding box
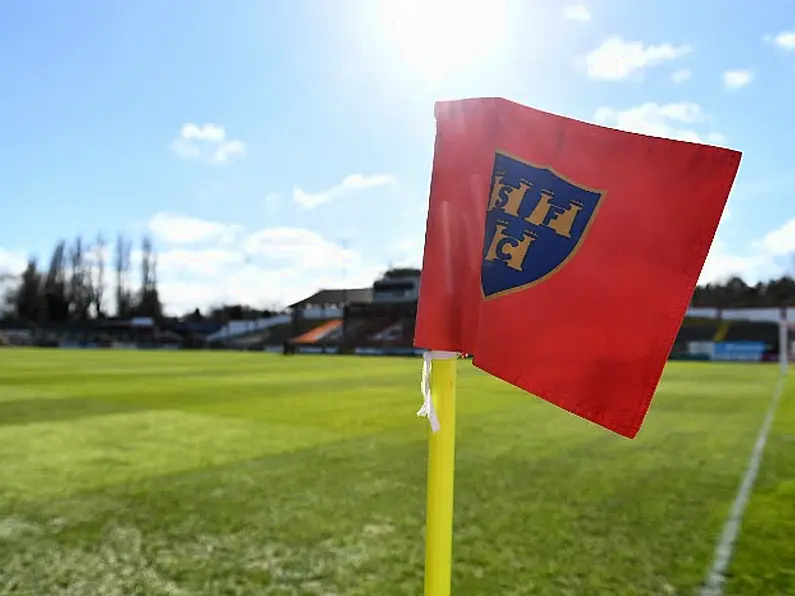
[244,227,358,270]
[755,219,795,256]
[765,31,795,50]
[0,249,28,276]
[143,222,383,314]
[389,235,425,268]
[170,123,246,164]
[157,248,245,277]
[156,260,383,315]
[148,213,243,246]
[699,240,767,284]
[583,36,691,81]
[181,123,226,142]
[593,102,726,144]
[723,69,754,90]
[563,4,590,21]
[699,219,795,284]
[142,210,392,312]
[156,269,291,314]
[157,251,382,315]
[671,68,691,83]
[293,173,396,208]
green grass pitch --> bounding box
[0,349,792,595]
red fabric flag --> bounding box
[414,97,741,438]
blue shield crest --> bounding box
[482,151,605,299]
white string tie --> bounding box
[417,350,458,433]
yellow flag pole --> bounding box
[423,355,458,596]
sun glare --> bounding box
[380,0,508,83]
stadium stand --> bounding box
[292,319,342,343]
[289,288,373,309]
[673,317,720,339]
[0,321,33,346]
[206,314,291,342]
[236,317,342,352]
[278,274,791,359]
[285,273,420,355]
[2,267,788,362]
[712,320,729,342]
[723,320,780,344]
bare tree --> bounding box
[8,260,41,322]
[141,235,152,293]
[68,235,93,321]
[43,240,68,323]
[136,234,162,319]
[114,233,133,317]
[115,233,123,316]
[93,232,107,318]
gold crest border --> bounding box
[481,150,608,301]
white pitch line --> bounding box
[700,374,787,596]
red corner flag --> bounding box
[414,97,741,438]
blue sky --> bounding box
[1,0,795,314]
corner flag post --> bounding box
[422,353,458,596]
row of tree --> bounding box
[0,234,285,325]
[2,236,794,326]
[2,233,162,324]
[691,275,795,308]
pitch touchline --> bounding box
[699,374,787,596]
